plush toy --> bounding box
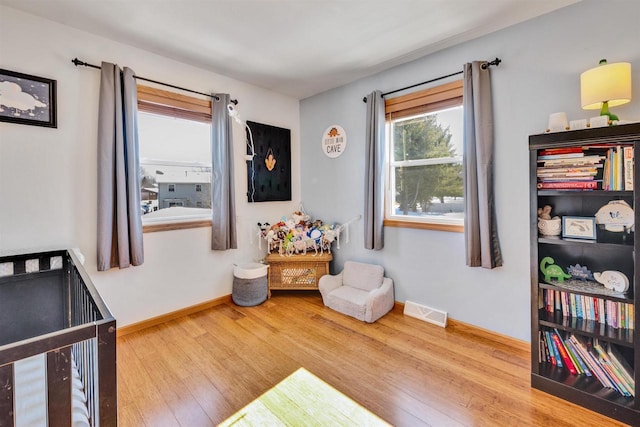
[258,210,341,256]
[537,205,552,220]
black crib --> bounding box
[0,249,117,426]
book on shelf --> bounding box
[545,330,562,367]
[539,147,585,156]
[551,329,578,374]
[538,152,585,160]
[538,155,605,166]
[537,181,598,189]
[624,146,634,191]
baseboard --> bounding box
[394,301,529,352]
[446,318,530,352]
[116,294,232,338]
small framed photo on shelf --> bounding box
[562,216,597,240]
[0,69,57,128]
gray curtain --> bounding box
[96,62,144,271]
[463,62,502,268]
[364,90,385,250]
[211,93,237,250]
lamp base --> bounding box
[600,101,618,122]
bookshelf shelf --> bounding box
[530,123,640,426]
[538,281,633,303]
[538,310,634,347]
[536,364,635,407]
[538,235,634,248]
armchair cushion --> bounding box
[319,261,394,323]
[342,261,384,292]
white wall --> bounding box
[0,6,301,327]
[300,0,640,341]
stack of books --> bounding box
[539,328,635,397]
[536,147,604,190]
[537,145,634,190]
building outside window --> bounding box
[385,80,464,232]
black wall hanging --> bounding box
[246,121,291,202]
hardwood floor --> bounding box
[117,293,627,426]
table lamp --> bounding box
[580,59,632,122]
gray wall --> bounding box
[300,0,640,341]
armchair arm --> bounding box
[364,277,395,323]
[318,271,343,305]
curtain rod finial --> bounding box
[363,96,368,103]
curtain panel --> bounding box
[364,90,385,250]
[96,62,144,271]
[463,61,502,268]
[210,94,237,250]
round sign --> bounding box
[322,125,347,158]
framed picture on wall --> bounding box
[0,69,57,128]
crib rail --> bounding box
[0,249,116,427]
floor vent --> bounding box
[403,301,448,327]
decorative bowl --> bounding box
[538,217,561,236]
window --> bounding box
[137,85,213,232]
[385,80,464,232]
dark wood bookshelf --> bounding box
[530,123,640,426]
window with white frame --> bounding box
[385,80,464,231]
[137,85,213,231]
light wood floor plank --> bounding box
[117,293,628,426]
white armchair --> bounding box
[318,261,394,323]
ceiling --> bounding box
[1,0,580,99]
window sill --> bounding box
[384,218,464,233]
[143,219,212,233]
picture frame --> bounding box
[562,216,597,240]
[0,69,57,128]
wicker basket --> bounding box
[266,253,332,291]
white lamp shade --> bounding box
[580,62,632,110]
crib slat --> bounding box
[0,364,14,427]
[47,347,71,427]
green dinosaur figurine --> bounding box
[540,256,571,282]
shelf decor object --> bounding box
[562,216,597,240]
[580,59,632,122]
[530,123,639,426]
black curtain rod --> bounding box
[362,57,501,102]
[72,58,238,105]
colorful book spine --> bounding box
[606,344,635,397]
[539,147,585,156]
[563,338,591,376]
[537,181,598,189]
[545,331,562,367]
[552,329,577,375]
[623,146,634,191]
[593,341,632,397]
